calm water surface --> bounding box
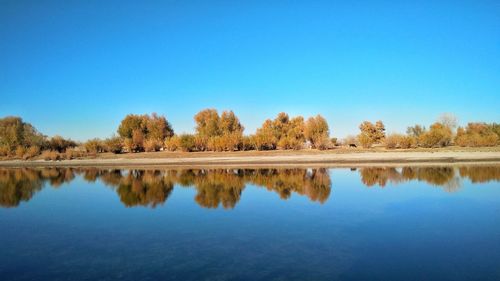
[0,165,499,281]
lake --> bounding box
[0,165,499,281]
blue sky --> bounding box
[1,0,499,141]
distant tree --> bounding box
[438,113,458,132]
[146,113,174,141]
[220,110,244,135]
[193,109,244,151]
[406,125,426,138]
[455,123,498,147]
[117,114,147,139]
[194,109,221,138]
[419,122,452,148]
[488,123,500,140]
[358,120,385,148]
[117,113,174,152]
[0,116,46,151]
[384,134,416,149]
[305,115,330,150]
[255,112,305,150]
[49,135,76,153]
[254,119,278,150]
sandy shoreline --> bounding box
[1,151,500,168]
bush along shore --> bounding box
[0,111,499,161]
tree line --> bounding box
[0,111,499,160]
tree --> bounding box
[406,125,425,138]
[146,113,174,141]
[117,113,174,153]
[117,114,147,139]
[193,109,244,151]
[358,120,385,148]
[194,109,221,138]
[254,119,277,150]
[131,129,145,152]
[0,116,46,151]
[220,110,244,135]
[254,113,306,150]
[438,113,458,132]
[419,122,452,148]
[455,123,498,147]
[48,135,76,152]
[305,115,330,149]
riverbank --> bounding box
[1,149,500,167]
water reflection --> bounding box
[1,165,499,208]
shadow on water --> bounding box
[1,165,499,209]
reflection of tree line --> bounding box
[1,166,499,208]
[359,165,500,192]
[0,168,331,209]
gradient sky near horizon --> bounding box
[1,0,499,141]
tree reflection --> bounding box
[0,168,44,207]
[357,166,499,192]
[1,165,499,209]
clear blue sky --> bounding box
[1,0,499,141]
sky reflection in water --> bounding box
[0,165,499,281]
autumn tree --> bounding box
[48,135,77,153]
[254,112,305,150]
[455,123,499,147]
[438,113,458,132]
[0,116,47,156]
[305,115,330,150]
[117,113,174,152]
[193,109,244,151]
[104,136,123,154]
[194,109,221,138]
[357,120,385,148]
[419,122,452,148]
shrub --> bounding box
[241,136,256,151]
[41,150,61,161]
[131,129,145,152]
[144,139,162,152]
[23,146,40,160]
[104,136,123,154]
[164,136,181,151]
[384,134,403,149]
[455,123,499,147]
[65,148,77,160]
[358,134,374,148]
[342,135,358,147]
[419,123,452,148]
[0,145,10,156]
[179,134,196,152]
[84,138,104,154]
[48,135,77,152]
[15,146,26,158]
[400,136,417,149]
